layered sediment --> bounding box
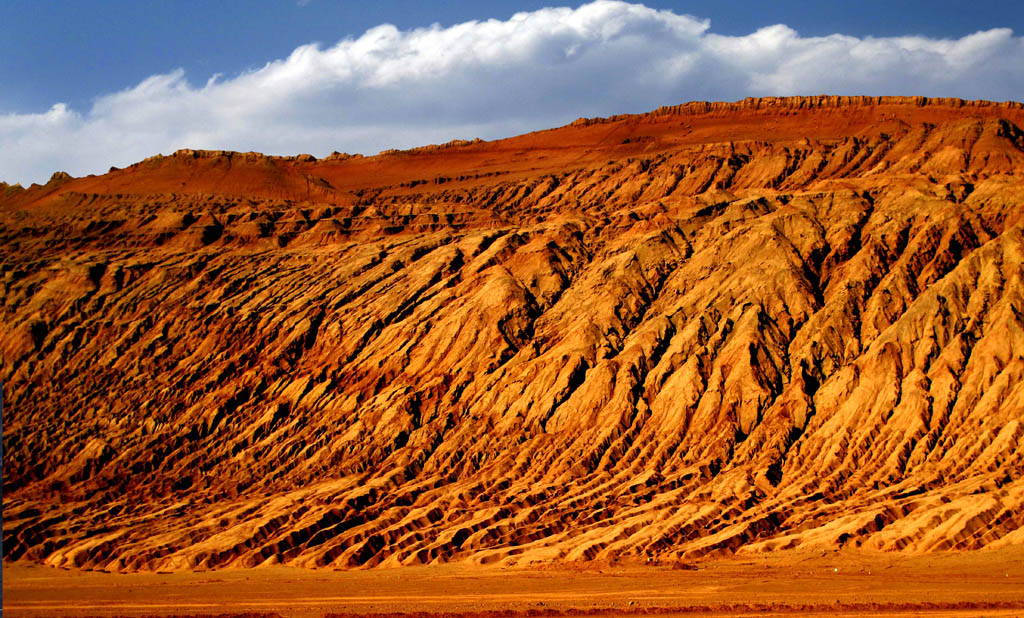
[3,96,1024,571]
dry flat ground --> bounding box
[4,548,1024,618]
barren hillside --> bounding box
[3,95,1024,571]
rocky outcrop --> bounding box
[2,97,1024,571]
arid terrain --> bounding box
[3,95,1024,614]
[4,548,1024,617]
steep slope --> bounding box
[3,96,1024,571]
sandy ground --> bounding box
[4,548,1024,618]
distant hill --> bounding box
[3,95,1024,571]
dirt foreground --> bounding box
[5,548,1024,618]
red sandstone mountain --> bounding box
[3,95,1024,571]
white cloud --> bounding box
[2,0,1022,185]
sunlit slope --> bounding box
[3,95,1024,571]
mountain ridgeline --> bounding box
[3,96,1024,571]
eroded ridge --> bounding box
[3,97,1024,571]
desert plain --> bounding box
[5,548,1024,617]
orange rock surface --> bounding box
[3,95,1024,572]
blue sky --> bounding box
[2,0,1022,185]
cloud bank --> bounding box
[3,0,1022,185]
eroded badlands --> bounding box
[3,96,1024,572]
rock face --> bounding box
[3,96,1024,571]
